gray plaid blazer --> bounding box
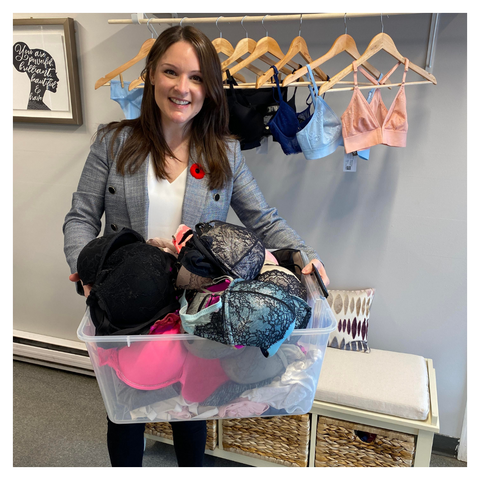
[63,126,320,274]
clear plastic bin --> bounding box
[77,252,337,423]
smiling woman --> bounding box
[63,24,329,468]
[149,41,206,132]
[102,25,232,189]
[149,40,206,181]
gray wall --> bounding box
[13,13,467,438]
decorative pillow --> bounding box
[326,289,375,353]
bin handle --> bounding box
[311,263,329,298]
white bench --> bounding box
[309,347,440,467]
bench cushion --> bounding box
[315,348,430,420]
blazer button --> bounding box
[108,186,116,194]
[111,224,118,231]
[214,193,220,201]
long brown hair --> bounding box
[99,25,232,190]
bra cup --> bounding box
[370,90,389,126]
[384,87,408,132]
[297,95,343,159]
[228,97,266,148]
[97,331,187,390]
[271,100,300,137]
[268,67,312,155]
[321,100,343,146]
[343,89,380,136]
[268,100,305,155]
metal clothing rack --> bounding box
[107,13,440,75]
[109,13,407,25]
[98,13,439,91]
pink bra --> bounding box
[97,320,230,403]
[342,59,409,153]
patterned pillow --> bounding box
[326,289,375,353]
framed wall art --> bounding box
[13,17,83,125]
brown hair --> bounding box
[99,25,232,190]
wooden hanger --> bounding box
[221,37,257,70]
[282,34,384,87]
[256,36,329,88]
[220,37,271,81]
[212,37,246,83]
[225,35,300,81]
[95,38,155,90]
[129,72,146,91]
[212,37,234,56]
[220,37,292,82]
[220,16,282,82]
[318,32,437,96]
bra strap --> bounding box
[306,65,319,97]
[271,66,283,104]
[379,60,402,85]
[225,69,238,100]
[352,60,359,88]
[357,65,380,86]
[402,59,409,84]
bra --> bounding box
[180,278,311,358]
[225,70,293,151]
[267,66,314,155]
[110,80,143,120]
[97,320,230,403]
[342,59,409,154]
[296,65,344,160]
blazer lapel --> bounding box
[182,153,209,228]
[124,158,149,238]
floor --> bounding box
[13,360,467,468]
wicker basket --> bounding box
[315,416,415,467]
[145,420,217,451]
[222,415,310,467]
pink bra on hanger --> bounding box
[341,58,410,153]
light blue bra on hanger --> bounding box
[110,80,143,120]
[296,65,344,160]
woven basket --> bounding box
[315,416,415,467]
[222,415,310,467]
[145,420,217,451]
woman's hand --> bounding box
[69,272,92,298]
[301,259,330,287]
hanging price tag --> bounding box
[343,151,357,172]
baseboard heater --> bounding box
[13,329,94,376]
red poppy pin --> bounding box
[190,163,205,179]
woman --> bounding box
[64,25,329,468]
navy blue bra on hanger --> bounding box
[267,66,314,155]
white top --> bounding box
[147,156,187,240]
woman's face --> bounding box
[150,40,206,132]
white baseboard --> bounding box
[13,329,94,376]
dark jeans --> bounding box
[107,416,207,467]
